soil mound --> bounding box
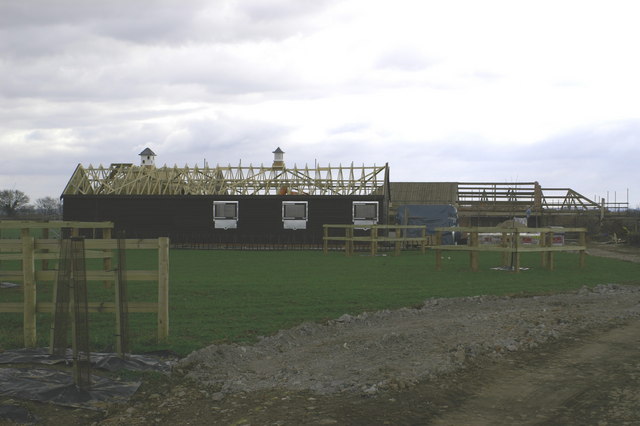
[177,284,640,397]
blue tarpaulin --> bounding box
[396,204,458,244]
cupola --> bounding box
[139,148,156,167]
[272,147,285,169]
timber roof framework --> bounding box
[389,182,626,213]
[456,182,602,211]
[62,163,389,196]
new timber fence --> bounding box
[323,224,433,256]
[432,226,587,272]
[0,221,169,348]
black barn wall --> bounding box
[62,195,386,244]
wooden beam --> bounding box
[62,164,389,196]
[469,231,479,272]
[0,221,113,230]
[0,302,161,314]
[22,235,37,348]
[157,237,170,341]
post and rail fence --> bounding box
[432,226,587,272]
[323,224,434,256]
[0,221,169,348]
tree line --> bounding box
[0,189,62,219]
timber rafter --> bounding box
[62,163,389,196]
[456,182,615,212]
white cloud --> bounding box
[1,0,639,206]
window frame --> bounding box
[213,201,239,229]
[282,201,308,229]
[352,201,379,226]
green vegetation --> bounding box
[1,249,639,357]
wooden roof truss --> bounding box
[63,163,389,196]
[456,182,602,211]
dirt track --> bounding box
[431,318,640,425]
[2,245,639,425]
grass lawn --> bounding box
[1,249,639,357]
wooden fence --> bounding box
[432,226,587,272]
[0,221,169,348]
[323,224,433,256]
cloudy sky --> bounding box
[1,0,638,207]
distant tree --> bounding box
[35,196,62,219]
[0,189,30,217]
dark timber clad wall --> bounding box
[62,195,385,244]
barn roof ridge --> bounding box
[62,162,389,196]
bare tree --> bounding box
[35,196,62,219]
[0,189,30,217]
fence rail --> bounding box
[0,221,169,348]
[323,224,433,256]
[432,226,587,272]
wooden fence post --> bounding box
[513,230,521,273]
[323,225,328,254]
[41,228,49,272]
[547,232,555,271]
[470,231,479,272]
[157,237,170,342]
[103,227,113,288]
[370,226,378,256]
[579,231,586,268]
[540,230,548,269]
[435,231,442,271]
[501,232,509,266]
[114,238,126,356]
[22,234,37,348]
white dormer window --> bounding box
[353,201,378,226]
[282,201,308,230]
[213,201,239,229]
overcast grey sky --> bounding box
[1,0,638,207]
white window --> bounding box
[213,201,239,229]
[353,201,378,226]
[282,201,308,229]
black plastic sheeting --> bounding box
[0,368,140,410]
[0,348,175,374]
[0,404,37,423]
[396,204,458,243]
[0,348,176,411]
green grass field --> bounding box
[1,249,639,356]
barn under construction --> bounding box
[62,148,390,245]
[388,181,624,229]
[62,148,628,246]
